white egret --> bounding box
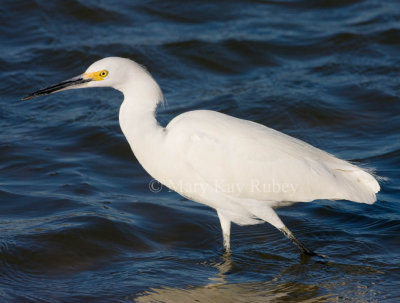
[23,57,380,255]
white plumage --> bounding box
[23,57,380,255]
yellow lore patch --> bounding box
[83,70,109,81]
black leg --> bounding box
[279,227,316,256]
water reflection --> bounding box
[135,252,382,303]
[135,279,332,303]
[206,252,234,286]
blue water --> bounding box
[1,0,400,302]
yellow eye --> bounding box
[99,70,108,78]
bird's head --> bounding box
[22,57,152,100]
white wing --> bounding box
[166,110,379,204]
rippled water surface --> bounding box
[1,0,400,302]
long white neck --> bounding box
[117,72,166,179]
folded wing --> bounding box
[167,110,379,204]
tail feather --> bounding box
[335,166,380,204]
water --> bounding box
[1,0,399,302]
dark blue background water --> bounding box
[1,0,399,302]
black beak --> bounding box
[22,75,92,101]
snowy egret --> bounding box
[23,57,380,255]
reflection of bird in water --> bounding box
[206,253,234,286]
[23,57,380,255]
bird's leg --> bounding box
[217,210,231,253]
[279,226,316,256]
[251,206,316,256]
